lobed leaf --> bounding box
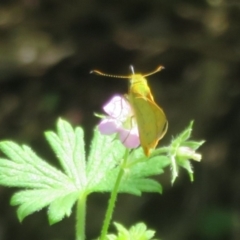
[86,128,125,190]
[48,191,80,224]
[11,189,76,222]
[0,119,86,223]
[106,222,157,240]
[45,118,86,188]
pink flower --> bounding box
[98,96,140,149]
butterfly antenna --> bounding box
[143,66,165,77]
[90,69,130,79]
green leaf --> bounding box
[168,121,204,184]
[0,118,85,223]
[183,140,205,150]
[178,120,194,142]
[121,178,162,194]
[116,156,169,194]
[106,222,157,240]
[45,118,86,188]
[48,191,80,224]
[126,156,169,178]
[128,222,155,239]
[86,128,125,190]
[11,189,78,222]
[178,159,194,181]
[0,143,73,189]
[91,154,168,195]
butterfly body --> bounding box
[91,66,168,156]
[128,73,167,156]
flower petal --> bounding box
[103,95,132,120]
[118,127,140,148]
[98,118,120,135]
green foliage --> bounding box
[0,118,172,224]
[0,117,204,240]
[106,222,157,240]
[167,121,205,183]
[0,119,84,224]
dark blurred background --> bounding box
[0,0,240,239]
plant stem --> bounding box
[76,193,87,240]
[99,149,129,240]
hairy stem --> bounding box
[99,149,129,240]
[76,193,87,240]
